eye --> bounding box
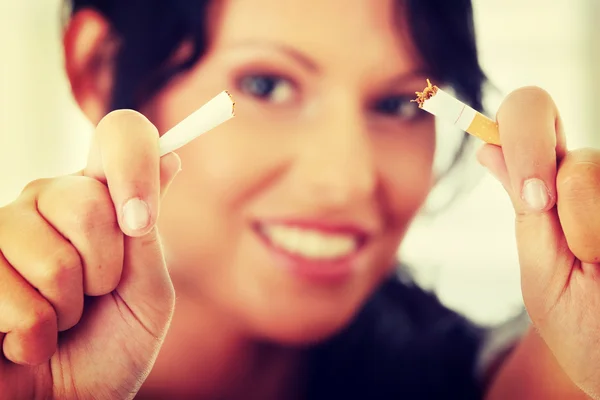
[237,74,295,104]
[372,95,421,121]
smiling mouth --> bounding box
[255,222,367,261]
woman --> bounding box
[0,0,599,398]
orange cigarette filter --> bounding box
[412,80,501,146]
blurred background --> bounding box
[0,0,598,326]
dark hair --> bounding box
[67,0,486,175]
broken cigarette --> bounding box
[159,90,235,156]
[412,80,500,146]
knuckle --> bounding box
[72,180,117,233]
[21,300,56,334]
[20,178,51,197]
[0,204,36,243]
[38,245,82,286]
[46,176,117,235]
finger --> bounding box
[114,155,181,337]
[0,207,83,332]
[477,144,511,191]
[84,110,160,237]
[482,89,575,318]
[34,175,124,297]
[0,253,58,365]
[496,86,566,213]
[557,148,600,263]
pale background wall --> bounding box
[402,1,599,324]
[0,1,597,325]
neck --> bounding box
[137,283,306,400]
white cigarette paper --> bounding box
[414,81,500,145]
[158,91,235,156]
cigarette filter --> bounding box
[412,80,500,146]
[158,90,235,156]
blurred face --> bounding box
[144,0,436,343]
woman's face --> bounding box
[143,0,435,343]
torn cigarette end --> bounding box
[413,79,501,146]
[224,90,236,116]
[411,79,439,108]
[158,90,235,156]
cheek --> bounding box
[147,76,298,210]
[377,125,436,224]
[175,120,290,209]
[154,116,293,287]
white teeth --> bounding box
[262,225,357,260]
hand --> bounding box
[0,110,181,400]
[478,87,600,398]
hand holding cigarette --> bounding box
[0,93,234,399]
[474,86,600,398]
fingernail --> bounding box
[522,178,549,211]
[122,198,151,231]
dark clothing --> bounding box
[307,275,506,400]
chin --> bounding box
[262,321,350,348]
[250,302,362,347]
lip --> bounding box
[257,218,372,237]
[253,219,370,284]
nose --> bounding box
[290,98,377,209]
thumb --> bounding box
[115,152,181,337]
[556,148,600,264]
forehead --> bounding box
[208,0,420,75]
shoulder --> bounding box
[306,270,503,399]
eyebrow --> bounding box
[386,69,431,87]
[225,41,320,73]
